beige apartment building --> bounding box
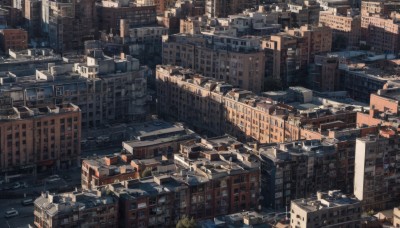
[0,98,81,172]
[319,11,361,48]
[156,65,357,144]
[361,16,400,53]
[261,25,332,86]
[290,190,362,228]
[162,33,265,93]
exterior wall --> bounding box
[0,29,28,51]
[0,106,81,172]
[354,136,400,210]
[361,16,400,53]
[370,93,399,115]
[97,5,157,34]
[319,12,361,48]
[162,37,265,93]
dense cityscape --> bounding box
[0,0,398,227]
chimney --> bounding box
[317,191,323,200]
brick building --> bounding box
[81,154,139,190]
[0,28,27,52]
[162,33,265,93]
[0,98,81,173]
[156,65,358,144]
[34,190,118,228]
[319,11,361,49]
[97,0,156,35]
[290,190,362,228]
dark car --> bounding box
[21,198,34,206]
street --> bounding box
[0,198,34,228]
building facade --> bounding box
[290,190,362,228]
[354,134,400,210]
[0,98,81,173]
[34,190,118,228]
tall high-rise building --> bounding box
[354,134,400,210]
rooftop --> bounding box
[34,190,116,217]
[292,190,360,213]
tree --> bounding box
[140,167,153,178]
[176,216,197,228]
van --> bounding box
[21,198,34,206]
[4,208,18,218]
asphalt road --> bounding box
[0,198,34,228]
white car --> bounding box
[4,208,18,218]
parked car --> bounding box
[12,182,21,189]
[4,208,18,218]
[21,198,34,206]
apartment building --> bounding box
[42,0,97,52]
[109,176,189,228]
[81,154,139,190]
[308,55,340,91]
[34,190,118,228]
[395,207,400,227]
[319,11,361,49]
[261,25,332,86]
[361,16,400,53]
[205,0,258,18]
[97,0,156,35]
[261,33,300,86]
[290,190,362,228]
[162,33,265,93]
[0,98,81,173]
[23,0,41,39]
[361,0,400,17]
[357,85,400,129]
[354,134,400,210]
[119,22,168,66]
[288,0,321,27]
[0,50,148,129]
[156,65,358,144]
[0,48,62,72]
[122,120,198,159]
[258,140,337,210]
[0,28,27,52]
[108,135,260,227]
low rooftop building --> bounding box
[290,190,362,228]
[81,153,139,190]
[34,190,118,228]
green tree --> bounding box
[176,216,197,228]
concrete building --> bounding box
[354,134,400,210]
[122,120,198,159]
[0,48,62,73]
[258,140,337,210]
[361,15,400,53]
[81,154,139,190]
[394,207,400,227]
[108,135,260,226]
[0,98,81,173]
[288,0,321,27]
[23,0,41,39]
[34,190,118,228]
[308,55,340,91]
[319,10,361,49]
[0,50,148,129]
[205,0,258,18]
[261,25,332,87]
[162,33,265,93]
[42,0,97,52]
[290,190,362,228]
[97,0,157,35]
[0,28,27,52]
